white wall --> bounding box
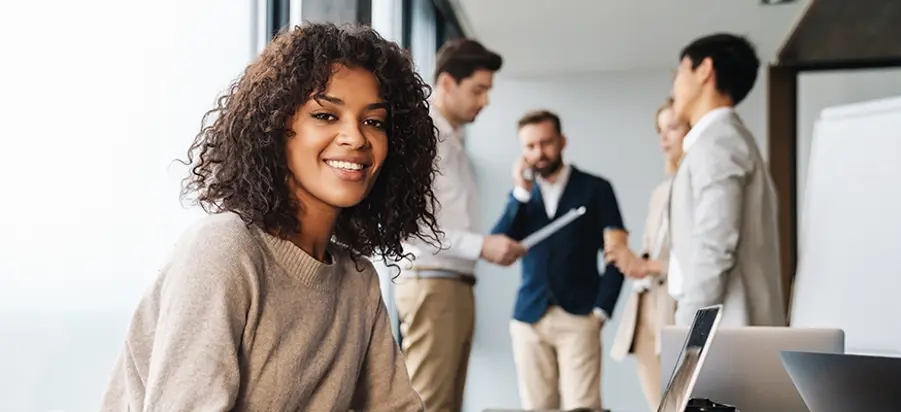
[0,1,253,410]
[460,69,767,411]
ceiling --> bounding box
[451,0,809,78]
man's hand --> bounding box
[602,228,629,251]
[481,234,527,266]
[592,308,607,328]
[603,243,631,263]
[512,156,533,192]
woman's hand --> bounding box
[605,246,650,279]
[622,259,651,279]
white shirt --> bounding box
[510,164,608,320]
[511,163,572,217]
[401,105,484,275]
[633,216,669,292]
[633,277,653,293]
[667,107,734,299]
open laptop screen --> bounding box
[657,305,723,412]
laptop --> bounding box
[656,304,724,412]
[781,351,901,412]
[660,327,844,411]
[484,305,723,412]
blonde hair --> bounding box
[655,98,681,175]
[654,97,675,134]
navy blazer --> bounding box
[491,166,626,324]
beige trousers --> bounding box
[395,277,475,412]
[634,292,663,411]
[509,306,603,410]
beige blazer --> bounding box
[669,111,785,327]
[611,179,677,361]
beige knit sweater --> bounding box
[100,213,423,411]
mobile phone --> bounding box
[522,166,535,182]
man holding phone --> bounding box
[491,110,626,411]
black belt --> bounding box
[404,268,476,286]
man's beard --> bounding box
[535,157,563,178]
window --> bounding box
[403,0,466,83]
[0,1,254,410]
[435,6,463,48]
[407,0,438,83]
[372,0,405,43]
[266,0,290,39]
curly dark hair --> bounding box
[180,23,441,264]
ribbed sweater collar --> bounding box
[254,228,341,291]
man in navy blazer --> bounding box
[491,110,626,411]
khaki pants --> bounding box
[633,292,662,411]
[395,277,475,412]
[509,306,603,410]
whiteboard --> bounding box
[791,95,901,356]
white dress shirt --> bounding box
[401,105,484,275]
[667,107,733,299]
[511,163,572,217]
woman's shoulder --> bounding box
[648,178,673,209]
[152,213,265,304]
[188,211,253,233]
[652,178,673,197]
[173,212,265,265]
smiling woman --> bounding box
[287,69,391,210]
[100,23,437,411]
[183,23,441,262]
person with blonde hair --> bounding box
[606,98,688,411]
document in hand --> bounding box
[520,206,586,249]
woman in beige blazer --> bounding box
[607,98,688,411]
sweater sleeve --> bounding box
[113,221,257,412]
[351,270,424,412]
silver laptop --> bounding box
[781,351,901,412]
[660,327,844,412]
[656,305,724,412]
